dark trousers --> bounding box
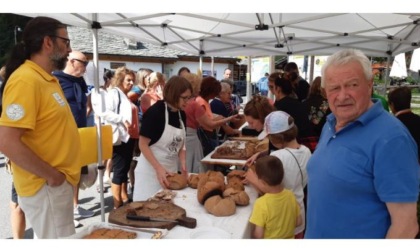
[112,138,135,185]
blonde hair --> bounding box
[111,66,136,88]
[183,73,202,96]
[147,72,165,90]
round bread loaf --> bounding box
[204,195,236,216]
[188,174,200,189]
[197,181,224,204]
[223,188,250,206]
[227,170,246,181]
[227,177,245,191]
[167,173,188,190]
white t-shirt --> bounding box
[270,145,311,234]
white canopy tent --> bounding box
[13,12,420,221]
[17,13,420,58]
[409,48,420,82]
[390,53,408,78]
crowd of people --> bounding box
[0,16,419,239]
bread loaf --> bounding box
[223,188,250,206]
[84,228,137,239]
[227,170,246,181]
[188,174,200,189]
[197,181,224,204]
[167,173,188,190]
[227,180,244,191]
[204,195,236,216]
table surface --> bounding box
[165,184,258,239]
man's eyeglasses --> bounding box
[72,58,89,67]
[52,35,71,47]
[180,95,191,101]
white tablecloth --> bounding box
[165,184,258,239]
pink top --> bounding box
[195,96,213,132]
[128,102,139,139]
[185,99,206,129]
[141,91,161,114]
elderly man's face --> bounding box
[224,69,232,79]
[324,61,373,129]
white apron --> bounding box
[133,102,185,201]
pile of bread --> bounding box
[189,170,250,217]
[160,170,250,217]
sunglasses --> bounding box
[52,35,71,47]
[72,58,89,67]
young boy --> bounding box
[246,111,311,238]
[248,155,301,239]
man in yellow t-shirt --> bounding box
[0,17,81,239]
[247,156,301,239]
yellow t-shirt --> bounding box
[249,189,300,239]
[0,60,81,197]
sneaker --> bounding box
[103,176,111,186]
[74,205,95,218]
[74,219,82,228]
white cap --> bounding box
[258,111,294,140]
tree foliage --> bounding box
[0,13,31,66]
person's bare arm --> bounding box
[385,202,419,238]
[0,126,65,186]
[250,223,264,239]
[138,135,170,188]
[220,123,240,136]
[197,113,238,130]
[86,94,93,117]
[178,147,188,179]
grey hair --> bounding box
[220,82,231,93]
[321,49,373,88]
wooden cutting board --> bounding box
[108,201,190,230]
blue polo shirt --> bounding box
[305,99,419,238]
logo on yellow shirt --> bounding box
[6,104,25,121]
[52,92,66,106]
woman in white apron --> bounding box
[133,76,192,201]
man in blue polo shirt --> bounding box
[257,72,269,96]
[305,49,419,238]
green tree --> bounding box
[0,13,31,66]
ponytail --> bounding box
[0,16,66,115]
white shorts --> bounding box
[19,181,75,239]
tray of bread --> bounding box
[210,139,269,160]
[66,222,167,239]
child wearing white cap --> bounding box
[245,111,311,238]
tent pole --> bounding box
[91,13,106,223]
[246,56,251,102]
[309,55,315,84]
[211,56,214,77]
[384,55,392,95]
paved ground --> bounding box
[0,154,116,239]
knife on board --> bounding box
[126,214,197,229]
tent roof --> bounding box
[17,13,420,57]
